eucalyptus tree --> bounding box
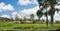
[38,0,49,26]
[37,0,60,25]
[46,0,60,25]
[36,8,43,21]
[43,0,50,26]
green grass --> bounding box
[0,21,60,30]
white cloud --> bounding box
[17,0,38,5]
[1,15,11,18]
[55,2,60,9]
[12,11,17,15]
[55,5,60,9]
[18,6,39,19]
[0,2,14,12]
[54,11,60,21]
[3,4,14,10]
[17,6,49,20]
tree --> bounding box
[36,9,43,21]
[23,17,26,23]
[30,14,37,23]
[15,14,19,21]
[48,0,59,25]
[43,1,49,26]
[15,14,23,23]
[30,14,34,21]
[38,0,49,26]
[23,17,26,21]
[37,0,60,25]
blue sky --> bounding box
[0,0,60,21]
[0,0,37,12]
[0,0,38,18]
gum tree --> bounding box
[37,0,60,25]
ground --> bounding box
[0,21,60,30]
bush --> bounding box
[55,20,60,23]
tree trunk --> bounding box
[38,17,40,21]
[46,16,48,26]
[50,13,54,25]
[46,7,48,26]
[50,0,54,25]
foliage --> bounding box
[37,0,60,25]
[36,9,43,20]
[30,14,34,20]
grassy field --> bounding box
[0,21,60,30]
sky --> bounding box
[0,0,60,21]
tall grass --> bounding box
[0,21,60,30]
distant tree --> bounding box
[23,17,26,21]
[30,14,36,23]
[42,19,45,22]
[55,20,60,23]
[30,14,34,21]
[15,14,19,21]
[23,17,27,23]
[15,14,24,23]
